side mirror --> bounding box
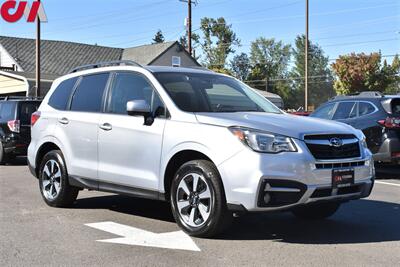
[126,100,154,125]
[127,100,151,116]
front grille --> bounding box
[310,185,362,198]
[304,134,361,160]
[315,161,365,169]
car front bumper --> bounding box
[218,139,375,212]
[373,136,400,164]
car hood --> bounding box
[195,112,357,140]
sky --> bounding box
[1,0,399,64]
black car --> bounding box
[0,97,41,164]
[310,92,400,165]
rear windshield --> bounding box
[0,102,16,122]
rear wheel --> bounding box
[292,202,341,220]
[170,160,232,237]
[39,150,79,207]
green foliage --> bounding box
[290,35,334,109]
[331,52,398,95]
[248,37,291,81]
[198,17,240,68]
[230,53,250,80]
[152,30,165,44]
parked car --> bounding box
[310,92,400,165]
[28,61,374,237]
[0,97,41,164]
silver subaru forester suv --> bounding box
[28,61,374,237]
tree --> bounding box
[230,53,250,80]
[331,52,395,95]
[152,30,165,44]
[243,38,291,106]
[291,35,334,109]
[248,37,291,82]
[179,32,200,58]
[198,17,240,68]
[382,55,400,94]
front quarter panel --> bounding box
[159,119,245,193]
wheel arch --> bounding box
[162,148,225,201]
[35,141,63,177]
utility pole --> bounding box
[36,0,41,97]
[305,0,309,111]
[179,0,196,56]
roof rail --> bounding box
[68,60,142,74]
[331,91,384,100]
[0,96,43,101]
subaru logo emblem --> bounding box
[329,137,343,147]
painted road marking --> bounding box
[85,221,200,252]
[376,181,400,187]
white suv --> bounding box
[28,61,375,237]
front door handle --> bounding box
[58,117,69,125]
[99,123,112,131]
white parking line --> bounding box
[376,181,400,187]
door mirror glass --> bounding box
[127,100,151,116]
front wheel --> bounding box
[292,202,341,220]
[170,160,232,238]
[39,150,79,207]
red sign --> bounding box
[1,0,47,23]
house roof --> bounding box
[122,41,178,65]
[0,36,124,75]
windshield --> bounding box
[154,72,282,114]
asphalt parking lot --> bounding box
[1,159,399,266]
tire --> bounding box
[292,202,341,220]
[170,160,232,238]
[39,150,79,207]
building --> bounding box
[0,36,200,96]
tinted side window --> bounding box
[70,73,109,112]
[358,102,376,116]
[108,72,165,117]
[19,103,40,125]
[48,77,78,110]
[0,102,16,122]
[311,103,336,119]
[333,102,356,120]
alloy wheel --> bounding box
[176,173,213,228]
[41,159,62,200]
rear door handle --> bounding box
[58,117,69,125]
[99,123,112,131]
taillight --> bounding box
[378,117,400,129]
[7,120,20,133]
[31,111,41,127]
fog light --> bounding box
[264,193,271,204]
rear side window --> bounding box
[0,102,16,122]
[70,73,109,112]
[19,103,40,125]
[333,102,357,120]
[358,102,376,116]
[48,77,78,110]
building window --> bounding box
[172,56,181,67]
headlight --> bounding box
[360,135,368,149]
[229,127,297,153]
